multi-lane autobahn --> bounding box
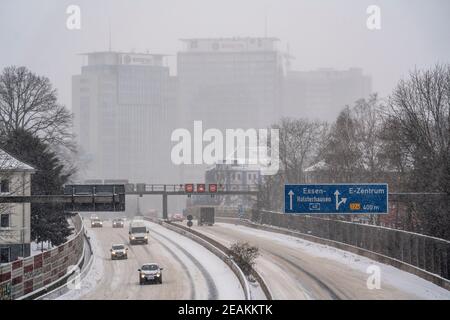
[60,218,244,300]
[60,217,450,300]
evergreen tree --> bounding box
[1,129,73,246]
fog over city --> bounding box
[1,0,450,305]
[2,0,450,213]
[1,0,449,115]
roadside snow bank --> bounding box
[219,223,450,300]
[56,230,104,300]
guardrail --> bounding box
[245,210,450,291]
[186,206,251,219]
[147,217,272,300]
[0,214,85,300]
[35,230,94,300]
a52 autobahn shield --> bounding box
[284,184,388,214]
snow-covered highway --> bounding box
[60,219,245,300]
[56,217,450,300]
[185,221,450,300]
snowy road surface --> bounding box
[60,219,244,300]
[185,222,450,300]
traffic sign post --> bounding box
[238,204,244,219]
[187,214,193,228]
[285,184,388,214]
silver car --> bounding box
[91,218,103,228]
[112,218,124,228]
[110,244,128,260]
[138,263,163,284]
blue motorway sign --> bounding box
[284,184,388,214]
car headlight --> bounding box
[156,273,160,277]
[112,252,116,255]
[141,274,145,278]
[144,236,148,239]
[131,236,135,240]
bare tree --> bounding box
[258,118,327,211]
[0,66,78,178]
[275,118,328,183]
[353,94,386,182]
[386,64,450,193]
[382,64,450,238]
[316,94,388,186]
[0,66,73,148]
[257,172,284,212]
[320,106,363,182]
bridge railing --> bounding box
[0,214,85,300]
[256,210,450,282]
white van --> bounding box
[129,220,149,244]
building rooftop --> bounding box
[179,37,280,53]
[304,160,329,172]
[179,37,280,41]
[205,145,270,172]
[0,149,35,172]
[78,51,168,67]
[304,159,401,173]
[79,51,168,57]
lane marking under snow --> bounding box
[149,226,219,299]
[127,232,197,300]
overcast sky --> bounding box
[1,0,449,112]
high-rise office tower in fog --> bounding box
[175,37,284,183]
[283,68,372,121]
[72,51,176,184]
[177,37,284,130]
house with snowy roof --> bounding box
[0,148,35,263]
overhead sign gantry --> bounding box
[0,184,126,212]
[126,183,259,219]
[0,183,258,216]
